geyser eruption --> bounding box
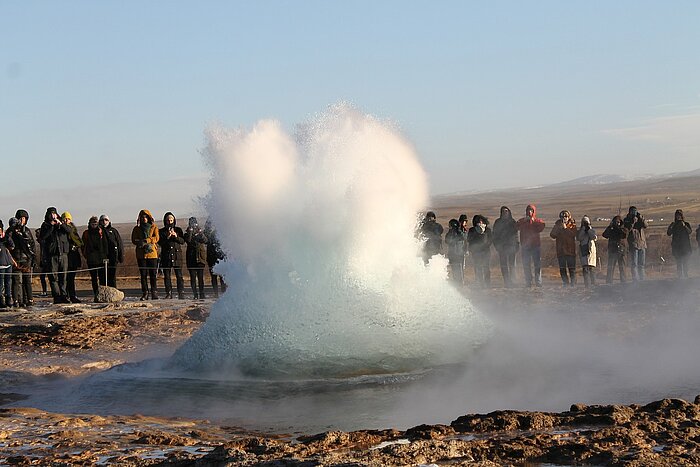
[170,104,490,378]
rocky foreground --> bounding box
[0,281,699,466]
[2,397,700,465]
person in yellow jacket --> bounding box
[131,209,160,300]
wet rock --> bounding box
[405,424,455,440]
[96,286,125,303]
[185,307,208,322]
[132,430,198,446]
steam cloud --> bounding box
[169,104,491,378]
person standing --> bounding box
[159,212,186,299]
[467,215,493,287]
[131,209,160,300]
[445,219,467,285]
[602,216,629,284]
[8,210,36,307]
[0,223,17,309]
[62,212,83,303]
[99,214,123,289]
[39,207,71,304]
[516,204,545,288]
[204,219,227,298]
[577,216,598,288]
[34,227,48,296]
[185,217,208,299]
[81,216,108,301]
[623,206,648,281]
[492,206,519,287]
[667,209,692,279]
[549,210,577,287]
[418,211,443,264]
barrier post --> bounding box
[103,259,109,286]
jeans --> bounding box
[0,266,12,301]
[47,254,68,298]
[521,245,541,286]
[629,248,646,281]
[163,265,185,296]
[557,255,576,285]
[189,266,205,298]
[675,254,690,278]
[472,251,491,287]
[606,251,627,283]
[497,247,517,287]
[138,258,158,296]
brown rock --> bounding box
[95,286,125,303]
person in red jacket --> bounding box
[516,204,546,287]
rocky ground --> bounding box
[0,278,699,466]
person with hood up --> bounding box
[577,216,598,288]
[549,210,578,287]
[204,219,227,298]
[131,209,160,300]
[8,210,36,307]
[34,227,48,296]
[99,214,123,288]
[159,212,186,299]
[39,207,72,304]
[62,212,83,303]
[602,215,629,284]
[185,217,208,299]
[445,218,467,284]
[467,215,493,287]
[81,216,108,301]
[623,206,648,281]
[667,209,693,279]
[492,206,519,287]
[417,211,444,265]
[516,204,545,287]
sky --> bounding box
[1,1,699,224]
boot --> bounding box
[199,293,206,300]
[0,296,6,309]
[70,296,82,304]
[151,291,159,300]
[140,292,148,301]
[178,292,185,300]
[165,292,172,299]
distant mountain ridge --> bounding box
[436,167,700,199]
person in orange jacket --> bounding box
[131,209,160,300]
[516,204,545,287]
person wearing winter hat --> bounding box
[667,209,693,279]
[577,216,598,288]
[516,204,545,287]
[61,212,83,303]
[467,214,493,287]
[185,217,208,299]
[602,215,629,284]
[131,209,160,300]
[8,211,36,307]
[39,207,72,303]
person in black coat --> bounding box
[185,217,208,299]
[445,218,467,284]
[492,206,519,287]
[8,210,36,307]
[602,215,629,284]
[159,212,186,299]
[81,216,108,301]
[667,209,693,278]
[418,211,443,265]
[205,219,227,298]
[467,214,493,287]
[39,207,72,303]
[99,214,124,289]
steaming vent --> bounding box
[169,103,491,378]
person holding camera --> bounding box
[623,206,648,281]
[185,217,208,300]
[8,210,36,307]
[445,218,467,285]
[131,209,160,300]
[81,216,108,301]
[550,210,578,287]
[602,215,629,284]
[39,207,72,304]
[159,212,186,299]
[667,209,692,279]
[61,212,84,303]
[493,206,519,288]
[516,204,545,288]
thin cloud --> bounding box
[604,112,700,148]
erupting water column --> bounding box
[170,104,491,378]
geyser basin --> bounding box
[169,104,491,378]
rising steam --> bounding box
[169,104,490,378]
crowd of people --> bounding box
[0,208,227,308]
[418,205,700,288]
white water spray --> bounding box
[170,104,490,378]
